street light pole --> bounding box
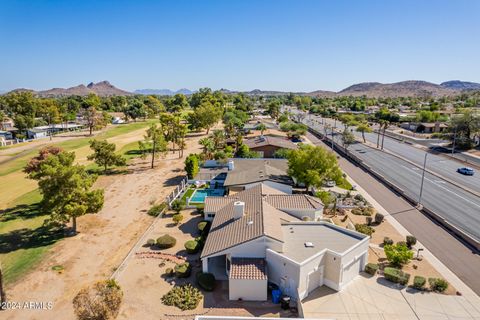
[418,153,428,206]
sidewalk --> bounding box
[343,173,480,305]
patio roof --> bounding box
[229,258,267,280]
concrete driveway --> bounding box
[301,275,480,320]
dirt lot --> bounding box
[2,130,204,320]
[116,209,293,320]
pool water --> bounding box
[189,189,224,203]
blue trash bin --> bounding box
[272,289,281,304]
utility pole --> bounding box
[331,126,335,150]
[418,153,428,207]
[451,126,457,156]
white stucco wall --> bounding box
[266,249,301,298]
[281,208,323,221]
[229,279,267,301]
[337,238,369,290]
[205,236,283,260]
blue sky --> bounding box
[1,0,479,92]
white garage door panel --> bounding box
[342,258,361,285]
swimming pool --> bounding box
[189,189,224,203]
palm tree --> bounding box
[356,122,372,143]
[256,123,267,135]
[199,137,215,160]
[211,129,225,150]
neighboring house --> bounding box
[201,184,369,302]
[400,122,448,134]
[26,128,48,139]
[0,117,15,130]
[223,158,293,194]
[244,135,298,158]
[26,123,84,139]
[193,158,294,194]
[0,130,13,140]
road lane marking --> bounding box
[400,164,480,209]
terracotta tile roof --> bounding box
[229,258,267,280]
[200,184,323,258]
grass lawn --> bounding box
[337,177,353,190]
[0,189,64,285]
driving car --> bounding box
[457,167,475,176]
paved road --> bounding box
[307,131,480,295]
[289,110,480,242]
[305,115,480,193]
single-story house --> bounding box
[0,130,13,140]
[244,135,298,158]
[400,122,448,134]
[26,123,84,139]
[193,158,294,194]
[201,184,369,302]
[223,159,294,194]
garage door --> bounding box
[342,258,361,285]
[307,268,324,294]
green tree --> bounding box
[256,123,267,135]
[26,150,104,234]
[184,154,199,179]
[449,110,480,149]
[356,122,372,143]
[341,129,356,151]
[165,93,189,113]
[125,100,146,122]
[199,137,215,160]
[139,124,168,168]
[187,102,221,134]
[287,144,342,192]
[211,129,225,150]
[267,100,281,119]
[384,243,414,267]
[87,140,126,173]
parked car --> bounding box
[457,167,475,176]
[324,180,336,187]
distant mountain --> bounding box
[134,88,194,95]
[10,81,132,97]
[440,80,480,91]
[338,80,457,98]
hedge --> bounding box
[413,276,426,289]
[429,278,448,292]
[365,263,379,275]
[175,262,192,278]
[184,240,201,254]
[196,272,216,291]
[384,267,410,285]
[156,234,177,249]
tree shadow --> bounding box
[163,174,185,187]
[0,203,42,223]
[0,224,64,254]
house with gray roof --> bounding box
[201,183,369,302]
[243,135,298,158]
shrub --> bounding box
[374,213,384,224]
[184,240,200,254]
[175,262,191,278]
[384,267,410,285]
[365,263,379,275]
[351,208,363,215]
[355,223,375,236]
[161,284,203,310]
[147,203,167,217]
[156,234,177,249]
[146,238,156,247]
[173,214,184,225]
[165,268,174,276]
[363,207,374,216]
[196,272,216,291]
[413,276,426,289]
[383,237,394,246]
[73,279,123,320]
[366,216,373,226]
[198,221,209,232]
[354,194,365,202]
[171,199,185,214]
[429,278,449,292]
[397,241,407,247]
[406,235,417,248]
[384,243,414,267]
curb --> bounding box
[307,127,480,253]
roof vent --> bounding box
[233,201,245,220]
[304,242,314,248]
[247,220,254,226]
